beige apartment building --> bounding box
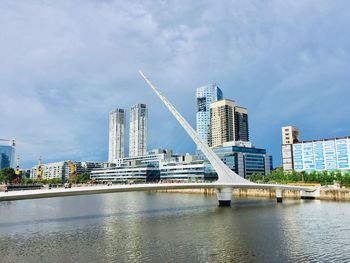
[282,126,299,144]
[210,99,236,147]
[281,126,300,171]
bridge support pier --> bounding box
[215,188,233,207]
[276,189,283,203]
[300,187,320,200]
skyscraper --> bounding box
[108,109,125,162]
[0,139,15,169]
[129,104,147,157]
[196,84,223,146]
[209,100,250,147]
[234,106,249,142]
[210,99,236,147]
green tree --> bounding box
[76,173,90,184]
[0,168,16,184]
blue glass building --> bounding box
[0,139,15,169]
[199,142,272,180]
[196,84,223,146]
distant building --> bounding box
[234,106,249,142]
[209,99,250,147]
[0,139,15,169]
[210,99,236,147]
[281,126,350,172]
[31,161,69,181]
[160,160,205,182]
[129,104,147,157]
[200,141,272,179]
[282,126,299,144]
[30,161,103,181]
[90,165,160,183]
[108,108,125,162]
[196,84,223,146]
[281,126,300,171]
[90,149,205,183]
[293,137,350,172]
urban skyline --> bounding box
[1,3,350,263]
[1,1,350,169]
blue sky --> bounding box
[1,0,349,168]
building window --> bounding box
[197,97,206,112]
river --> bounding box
[0,192,349,262]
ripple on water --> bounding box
[0,193,350,263]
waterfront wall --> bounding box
[156,188,350,201]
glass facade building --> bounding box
[91,150,205,183]
[196,84,223,146]
[200,144,272,179]
[0,139,15,169]
[292,137,350,171]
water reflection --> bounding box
[0,192,350,263]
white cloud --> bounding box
[0,0,349,167]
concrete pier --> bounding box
[300,187,320,199]
[276,189,283,203]
[215,188,233,207]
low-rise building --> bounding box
[200,141,272,179]
[293,137,350,172]
[30,161,103,181]
[91,148,205,183]
[30,161,69,181]
[281,126,350,172]
[90,164,160,183]
[160,160,205,182]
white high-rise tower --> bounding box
[108,109,125,162]
[129,104,147,157]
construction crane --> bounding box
[67,160,77,182]
[37,157,43,180]
[13,155,21,184]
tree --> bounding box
[76,173,90,184]
[0,168,16,184]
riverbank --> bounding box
[156,188,350,201]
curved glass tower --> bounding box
[196,84,223,146]
[0,139,15,169]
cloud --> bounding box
[0,0,350,168]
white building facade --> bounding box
[129,104,147,157]
[91,149,205,183]
[108,109,125,162]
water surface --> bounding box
[0,192,349,262]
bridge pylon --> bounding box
[139,70,257,206]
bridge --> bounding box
[0,182,315,202]
[0,71,318,205]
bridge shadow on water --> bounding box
[0,197,304,229]
[0,203,215,228]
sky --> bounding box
[1,0,350,168]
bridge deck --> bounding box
[0,183,316,202]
